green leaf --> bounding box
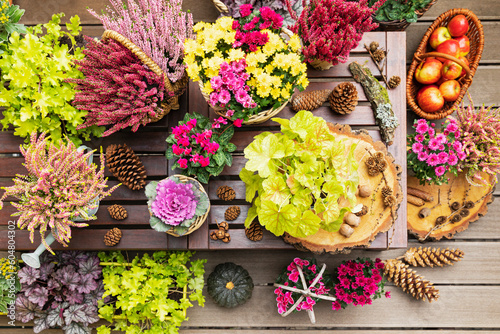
[226,143,237,152]
[239,168,261,203]
[194,193,209,216]
[214,151,225,166]
[261,175,291,206]
[258,200,301,237]
[223,151,233,166]
[244,133,285,177]
[66,15,82,35]
[244,205,258,228]
[145,181,159,200]
[218,125,234,144]
[149,216,169,232]
[197,170,209,184]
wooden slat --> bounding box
[0,132,24,154]
[181,331,500,334]
[87,131,168,152]
[421,0,500,20]
[306,57,379,77]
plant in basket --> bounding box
[0,133,119,253]
[407,118,466,185]
[285,0,385,70]
[331,258,390,310]
[240,110,360,238]
[369,0,434,26]
[166,113,237,183]
[145,175,210,236]
[0,0,26,54]
[183,5,308,124]
[15,251,104,334]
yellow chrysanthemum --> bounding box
[186,63,200,81]
[193,21,207,33]
[228,48,245,62]
[288,34,301,52]
[203,80,214,95]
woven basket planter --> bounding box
[150,175,210,237]
[406,8,484,120]
[375,0,438,31]
[101,30,188,123]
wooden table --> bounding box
[0,32,407,252]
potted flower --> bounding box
[369,0,437,31]
[285,0,385,70]
[407,118,466,185]
[183,4,308,125]
[146,175,210,237]
[166,113,237,184]
[0,133,119,259]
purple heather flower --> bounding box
[151,179,198,226]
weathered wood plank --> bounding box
[421,0,500,20]
[181,331,500,334]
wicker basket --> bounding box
[375,0,438,31]
[101,30,188,123]
[406,8,484,120]
[150,175,210,237]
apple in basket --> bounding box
[454,35,470,57]
[429,26,452,49]
[415,58,442,84]
[417,85,445,113]
[439,80,461,102]
[441,59,462,80]
[448,14,469,37]
[436,39,461,62]
[458,56,469,77]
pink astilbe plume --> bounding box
[88,0,194,83]
[0,133,119,253]
[285,0,386,65]
[68,37,165,137]
[453,95,500,185]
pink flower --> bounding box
[205,142,220,154]
[448,154,458,165]
[446,122,458,133]
[415,122,429,134]
[415,134,425,142]
[385,291,391,299]
[427,153,439,166]
[218,90,231,104]
[458,151,467,160]
[308,264,317,273]
[332,301,342,311]
[437,152,449,164]
[435,165,446,176]
[428,128,435,137]
[199,156,210,167]
[372,274,382,283]
[178,137,190,147]
[178,158,188,169]
[412,142,423,153]
[232,20,240,30]
[417,119,427,126]
[453,141,463,152]
[436,133,447,143]
[210,76,223,90]
[233,119,243,127]
[428,138,440,150]
[240,4,253,17]
[235,88,249,104]
[220,62,230,73]
[209,92,219,106]
[184,147,192,156]
[172,144,183,155]
[288,270,299,283]
[225,109,235,118]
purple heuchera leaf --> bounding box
[78,255,101,279]
[77,274,98,294]
[39,262,56,281]
[15,295,42,323]
[47,307,65,328]
[33,311,49,334]
[18,266,40,285]
[28,286,49,308]
[65,290,84,305]
[62,251,90,267]
[151,179,198,226]
[57,265,81,292]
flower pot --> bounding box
[309,58,334,71]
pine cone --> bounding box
[104,228,122,247]
[210,231,218,240]
[218,221,229,231]
[374,151,385,161]
[225,206,241,221]
[329,82,358,115]
[373,48,386,63]
[216,185,236,201]
[388,75,401,89]
[403,247,465,268]
[365,156,377,168]
[106,144,146,190]
[381,186,393,198]
[384,195,397,207]
[368,167,380,177]
[435,216,446,225]
[384,259,439,302]
[369,41,379,52]
[291,89,331,112]
[245,221,263,242]
[355,204,368,217]
[107,204,128,220]
[377,159,388,172]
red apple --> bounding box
[439,80,461,102]
[429,26,452,49]
[415,58,442,84]
[458,56,469,77]
[454,35,470,57]
[441,60,462,80]
[448,14,469,37]
[436,39,461,62]
[435,76,449,86]
[417,85,445,113]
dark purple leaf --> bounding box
[83,281,105,306]
[33,312,49,334]
[61,251,89,266]
[77,274,98,294]
[18,266,40,286]
[62,322,91,334]
[15,295,42,323]
[39,261,56,281]
[78,255,101,279]
[63,304,88,326]
[47,306,65,328]
[65,290,84,305]
[82,305,99,325]
[47,277,62,291]
[58,266,81,291]
[27,286,49,308]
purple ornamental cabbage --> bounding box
[151,179,198,226]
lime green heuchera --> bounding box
[240,110,360,237]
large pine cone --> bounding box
[384,259,439,302]
[225,206,241,221]
[106,144,147,190]
[404,247,464,268]
[291,89,331,112]
[329,82,358,115]
[216,185,236,201]
[245,221,263,242]
[104,228,122,247]
[108,204,128,220]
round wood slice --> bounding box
[283,123,403,254]
[407,171,496,241]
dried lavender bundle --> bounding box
[69,37,165,136]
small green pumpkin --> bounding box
[207,262,254,308]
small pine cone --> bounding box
[384,195,397,207]
[291,89,331,112]
[374,152,385,161]
[403,246,465,268]
[217,185,236,201]
[245,221,263,242]
[451,214,462,223]
[210,231,218,241]
[377,159,388,172]
[464,201,475,209]
[384,259,439,302]
[104,228,122,247]
[450,201,461,211]
[218,221,229,231]
[365,156,377,168]
[355,204,368,217]
[435,216,446,225]
[224,206,241,221]
[329,82,358,115]
[459,208,470,217]
[106,144,146,190]
[381,186,393,198]
[388,75,401,89]
[215,229,225,240]
[222,235,231,243]
[369,41,379,52]
[373,48,386,63]
[368,167,380,177]
[107,204,128,220]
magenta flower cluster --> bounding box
[232,5,283,51]
[151,179,198,226]
[209,60,255,128]
[408,119,466,185]
[332,258,389,311]
[274,258,331,314]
